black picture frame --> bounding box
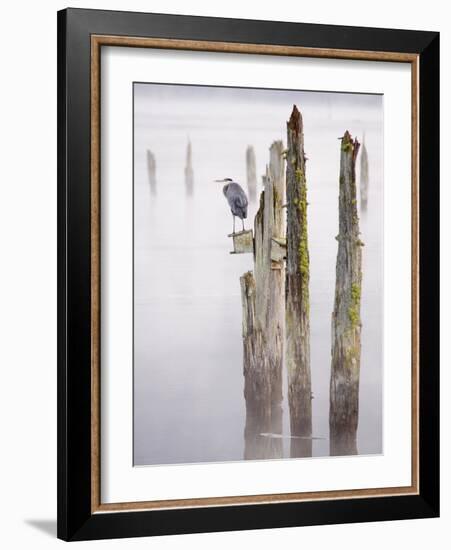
[57,7,439,541]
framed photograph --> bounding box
[57,8,439,541]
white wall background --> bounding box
[0,1,448,547]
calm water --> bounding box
[133,84,383,465]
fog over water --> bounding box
[133,83,383,466]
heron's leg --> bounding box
[242,218,245,232]
[233,215,235,234]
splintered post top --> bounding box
[287,104,302,134]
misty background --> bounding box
[133,83,383,466]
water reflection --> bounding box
[244,402,283,460]
[290,435,313,458]
[329,376,360,457]
[330,430,358,456]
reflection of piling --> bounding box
[184,140,194,196]
[246,145,258,202]
[240,140,285,460]
[285,105,312,458]
[360,133,369,211]
[330,131,363,456]
[146,150,157,195]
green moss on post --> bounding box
[348,283,361,328]
[297,177,309,306]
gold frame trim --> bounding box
[90,35,419,514]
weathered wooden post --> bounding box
[285,105,312,458]
[184,139,194,196]
[359,133,369,211]
[146,149,157,195]
[330,130,363,456]
[229,230,253,254]
[240,140,286,460]
[246,145,258,202]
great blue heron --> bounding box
[215,178,248,234]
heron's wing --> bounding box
[232,183,248,207]
[234,193,248,208]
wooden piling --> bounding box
[285,105,312,457]
[359,133,369,211]
[184,139,194,195]
[330,130,362,456]
[246,145,258,202]
[229,230,254,255]
[146,150,157,195]
[240,140,285,460]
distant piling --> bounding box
[330,131,363,456]
[285,105,312,458]
[184,139,194,196]
[146,150,157,195]
[360,133,369,211]
[240,140,286,460]
[246,145,258,202]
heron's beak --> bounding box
[214,179,225,182]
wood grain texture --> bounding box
[95,484,418,513]
[411,56,420,493]
[91,35,101,514]
[91,35,418,62]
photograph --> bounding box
[133,82,383,466]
